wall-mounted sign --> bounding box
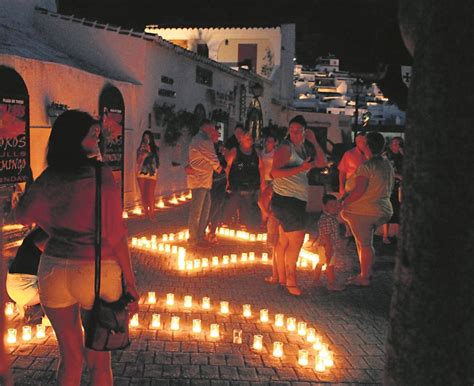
[0,97,29,185]
[158,89,176,98]
[161,76,174,85]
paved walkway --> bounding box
[6,202,397,385]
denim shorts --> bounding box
[271,193,308,232]
[38,255,123,310]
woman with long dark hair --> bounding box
[136,130,160,219]
[14,110,138,385]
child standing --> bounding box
[312,194,345,291]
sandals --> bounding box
[286,285,302,296]
[264,276,279,284]
[346,275,371,287]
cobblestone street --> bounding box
[6,202,397,385]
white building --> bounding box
[0,0,295,208]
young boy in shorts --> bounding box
[312,194,345,291]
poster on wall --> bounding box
[0,97,29,185]
[100,107,124,196]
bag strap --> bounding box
[94,163,102,299]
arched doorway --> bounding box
[99,85,125,202]
[246,97,263,144]
[0,66,30,186]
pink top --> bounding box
[14,164,127,261]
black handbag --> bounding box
[84,163,132,351]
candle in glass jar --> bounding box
[171,245,178,254]
[219,227,225,235]
[298,349,309,366]
[241,252,248,262]
[257,233,263,241]
[178,257,186,271]
[250,234,256,241]
[7,328,17,344]
[242,304,252,318]
[313,335,323,351]
[192,319,202,333]
[151,314,161,328]
[222,255,229,265]
[272,341,283,357]
[202,258,209,268]
[315,358,326,372]
[232,329,242,344]
[169,233,175,241]
[306,327,316,342]
[275,313,284,327]
[36,324,46,339]
[323,350,334,367]
[130,313,139,327]
[297,321,307,336]
[230,254,237,263]
[249,252,255,261]
[166,293,175,306]
[147,291,157,304]
[131,237,138,246]
[184,295,193,308]
[202,297,211,310]
[210,323,220,338]
[212,256,219,266]
[286,317,296,331]
[224,229,230,236]
[260,309,269,323]
[5,302,15,316]
[178,232,185,240]
[262,234,268,242]
[229,229,235,237]
[186,261,193,271]
[22,326,32,341]
[193,259,201,269]
[170,316,180,331]
[220,301,229,314]
[253,334,263,350]
[261,252,268,262]
[164,244,171,253]
[162,234,168,242]
[158,243,164,251]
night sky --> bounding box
[58,0,411,106]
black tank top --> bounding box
[229,146,260,191]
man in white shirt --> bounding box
[187,120,222,247]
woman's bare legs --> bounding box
[283,229,306,295]
[274,225,288,285]
[137,178,148,217]
[144,179,156,219]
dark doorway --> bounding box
[238,44,257,72]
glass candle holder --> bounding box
[171,245,178,254]
[22,326,32,341]
[184,295,193,308]
[212,256,219,266]
[297,321,307,336]
[230,254,238,263]
[169,233,175,241]
[306,327,316,342]
[192,319,202,333]
[242,304,252,318]
[298,349,309,366]
[241,253,248,262]
[193,259,201,269]
[202,297,211,310]
[260,309,269,323]
[313,335,323,351]
[186,261,193,271]
[222,255,229,265]
[131,237,138,246]
[262,234,268,242]
[232,329,242,344]
[210,323,220,338]
[166,293,175,306]
[5,302,15,316]
[36,324,46,339]
[257,233,263,241]
[315,358,326,372]
[323,350,334,367]
[250,234,256,241]
[253,334,263,350]
[178,247,186,259]
[130,313,139,327]
[151,314,161,329]
[162,234,168,242]
[170,316,180,331]
[274,313,284,327]
[229,229,235,237]
[249,252,255,261]
[261,252,269,262]
[220,301,229,314]
[273,341,283,357]
[286,317,296,331]
[178,232,185,240]
[219,227,225,235]
[224,229,230,236]
[7,328,17,344]
[201,258,209,268]
[164,244,171,253]
[158,243,165,251]
[178,257,186,271]
[147,291,157,304]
